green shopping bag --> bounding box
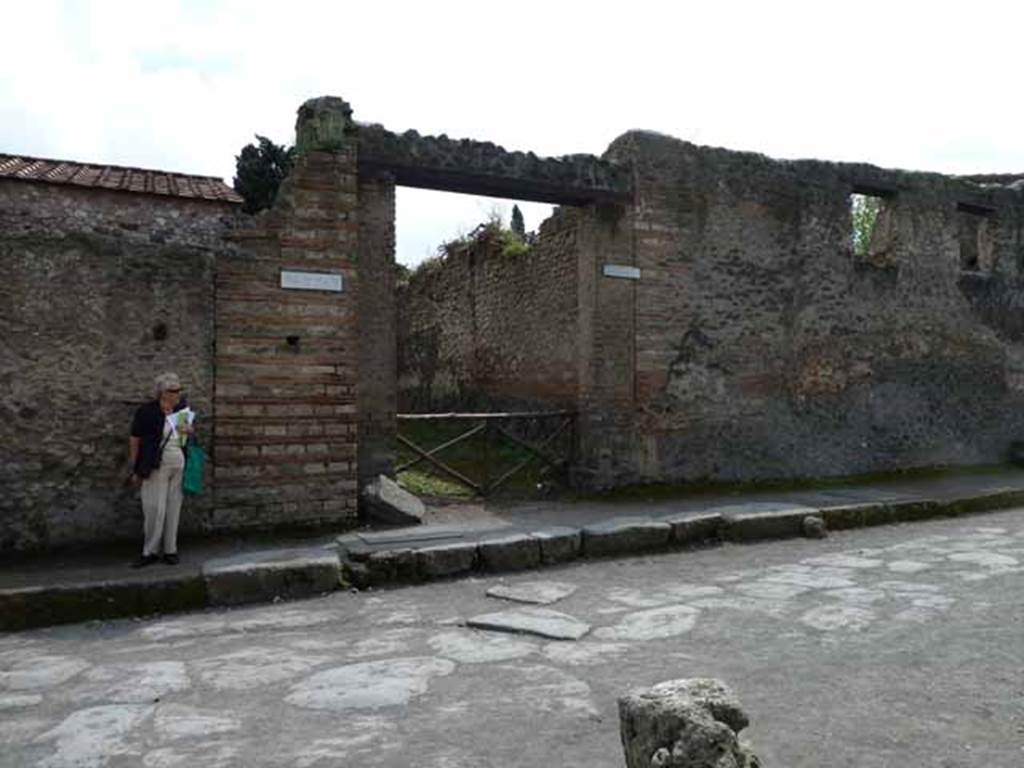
[183,443,206,495]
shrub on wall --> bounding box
[233,135,294,214]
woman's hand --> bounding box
[180,423,195,436]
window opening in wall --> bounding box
[956,202,994,273]
[849,190,890,258]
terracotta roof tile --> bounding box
[0,151,243,204]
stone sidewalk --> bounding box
[3,469,1024,631]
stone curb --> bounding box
[339,491,1024,590]
[581,518,672,558]
[717,506,818,542]
[0,575,207,632]
[202,549,343,607]
[5,487,1024,631]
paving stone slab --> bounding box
[466,606,591,640]
[477,534,541,572]
[202,548,342,607]
[356,526,468,547]
[532,526,582,564]
[486,581,578,605]
[717,504,817,542]
[659,512,723,546]
[416,542,478,579]
[582,518,671,558]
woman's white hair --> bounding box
[154,372,182,398]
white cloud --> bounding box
[2,0,1023,264]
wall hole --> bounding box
[850,192,888,258]
[152,322,168,341]
[956,205,993,273]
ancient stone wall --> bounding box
[397,207,580,412]
[585,131,1024,484]
[0,180,236,551]
[214,143,360,531]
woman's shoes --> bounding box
[131,553,179,567]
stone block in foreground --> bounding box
[477,533,541,572]
[360,474,426,526]
[202,548,342,607]
[619,678,761,768]
[582,518,671,558]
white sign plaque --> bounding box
[602,264,641,280]
[280,270,344,292]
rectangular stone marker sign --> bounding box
[602,264,641,280]
[280,270,344,292]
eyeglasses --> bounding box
[164,389,182,395]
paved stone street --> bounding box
[2,510,1024,767]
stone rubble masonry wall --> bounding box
[356,173,397,483]
[214,147,360,531]
[0,180,239,250]
[357,123,631,205]
[396,207,581,412]
[0,180,238,551]
[588,130,1024,485]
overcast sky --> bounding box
[3,1,1023,265]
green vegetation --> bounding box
[510,204,526,240]
[430,209,533,265]
[233,135,294,214]
[850,193,881,257]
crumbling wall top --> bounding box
[357,122,632,205]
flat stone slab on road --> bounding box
[486,581,578,605]
[466,606,591,640]
[202,548,341,607]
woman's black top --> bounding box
[131,399,187,477]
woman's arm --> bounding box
[128,436,140,474]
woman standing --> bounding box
[128,372,192,567]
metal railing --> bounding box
[395,410,576,496]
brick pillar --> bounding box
[213,97,360,531]
[356,173,397,484]
[576,202,638,488]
